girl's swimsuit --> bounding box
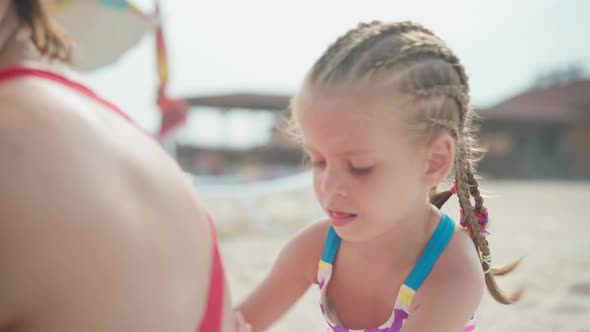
[317,213,477,332]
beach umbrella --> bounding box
[48,0,155,71]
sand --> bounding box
[213,181,590,331]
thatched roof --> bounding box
[480,79,590,124]
[185,93,291,111]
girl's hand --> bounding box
[234,311,252,332]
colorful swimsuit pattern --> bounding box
[317,213,477,332]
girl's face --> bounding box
[294,86,436,242]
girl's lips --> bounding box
[328,210,357,227]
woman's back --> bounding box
[0,68,233,332]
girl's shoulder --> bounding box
[296,218,333,246]
[412,226,485,311]
[278,218,332,285]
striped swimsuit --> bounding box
[317,213,477,332]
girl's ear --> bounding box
[423,133,455,188]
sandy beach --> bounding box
[211,181,590,331]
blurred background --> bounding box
[52,0,589,330]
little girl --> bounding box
[236,20,522,332]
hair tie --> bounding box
[450,180,490,234]
[429,184,440,199]
[431,180,455,197]
[482,253,493,274]
[449,179,457,195]
[460,206,490,234]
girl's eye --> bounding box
[349,165,374,175]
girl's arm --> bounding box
[235,220,330,332]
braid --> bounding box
[396,43,472,96]
[411,85,469,120]
[456,137,523,304]
[333,21,435,75]
[462,148,522,278]
[464,163,484,211]
[425,118,458,136]
[310,21,380,82]
[454,140,486,250]
[367,44,471,119]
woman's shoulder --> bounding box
[0,72,87,138]
[0,79,61,175]
[0,76,47,121]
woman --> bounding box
[0,1,236,331]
